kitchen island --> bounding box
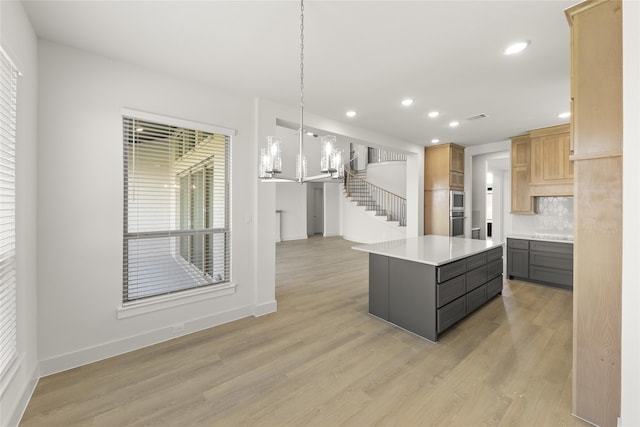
[353,235,504,342]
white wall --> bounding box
[488,171,504,243]
[35,41,267,376]
[621,1,640,425]
[276,183,307,241]
[502,170,512,238]
[406,152,424,237]
[352,143,368,171]
[0,2,39,426]
[341,196,406,244]
[366,161,407,198]
[306,183,320,236]
[323,182,341,237]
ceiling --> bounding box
[22,0,574,147]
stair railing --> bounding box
[368,147,408,163]
[344,168,407,226]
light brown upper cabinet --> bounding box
[450,144,465,190]
[509,124,572,211]
[510,134,534,214]
[424,143,465,191]
[529,124,573,196]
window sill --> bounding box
[117,282,236,319]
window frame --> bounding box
[120,109,235,313]
[0,46,20,386]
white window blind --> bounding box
[123,115,231,303]
[0,48,18,377]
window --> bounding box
[0,47,19,378]
[123,113,231,303]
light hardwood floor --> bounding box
[20,236,587,426]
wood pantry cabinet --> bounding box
[510,134,534,214]
[424,143,465,235]
[450,144,465,189]
[566,1,622,426]
[424,143,465,191]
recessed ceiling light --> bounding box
[504,41,530,55]
[431,138,440,144]
[428,111,439,118]
[306,131,315,136]
[346,110,357,118]
[449,121,460,127]
[401,98,414,106]
[558,112,571,118]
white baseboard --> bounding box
[280,234,308,241]
[254,300,277,316]
[323,232,341,237]
[39,304,257,377]
[7,365,39,427]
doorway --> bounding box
[306,183,324,236]
[313,187,324,235]
[486,157,509,243]
[472,152,509,241]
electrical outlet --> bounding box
[171,323,185,333]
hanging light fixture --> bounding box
[258,0,344,182]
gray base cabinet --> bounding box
[507,238,573,290]
[507,238,529,278]
[369,246,503,341]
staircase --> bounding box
[343,169,406,227]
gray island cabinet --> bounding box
[353,235,504,342]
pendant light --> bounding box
[258,0,344,182]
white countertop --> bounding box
[352,235,503,266]
[507,233,574,243]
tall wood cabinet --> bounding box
[566,1,622,426]
[424,143,464,191]
[510,134,534,214]
[424,143,465,235]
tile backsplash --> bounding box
[511,196,574,237]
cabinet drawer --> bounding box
[437,275,466,308]
[530,251,573,270]
[437,296,466,333]
[530,240,573,255]
[507,238,529,250]
[529,265,573,287]
[466,252,487,270]
[437,259,466,283]
[487,246,503,262]
[486,275,503,299]
[466,265,488,292]
[466,284,487,314]
[487,258,503,280]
